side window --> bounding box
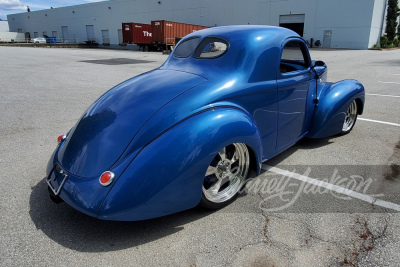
[280,41,309,73]
[173,37,201,58]
[194,37,229,59]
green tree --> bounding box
[386,0,400,41]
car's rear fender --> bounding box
[45,140,138,218]
[98,107,263,221]
[307,79,365,138]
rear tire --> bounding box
[199,143,250,209]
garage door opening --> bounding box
[102,30,110,45]
[279,14,305,37]
[61,26,69,43]
[86,25,95,43]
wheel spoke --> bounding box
[219,147,227,160]
[209,178,223,195]
[230,148,239,164]
[205,166,217,176]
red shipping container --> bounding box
[122,22,152,44]
[151,20,208,45]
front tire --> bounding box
[341,100,358,135]
[199,143,250,209]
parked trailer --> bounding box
[122,22,153,51]
[0,32,26,43]
[151,20,208,50]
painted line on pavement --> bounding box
[358,118,400,127]
[262,165,400,212]
[378,81,400,85]
[366,93,400,98]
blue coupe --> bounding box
[46,25,365,221]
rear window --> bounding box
[194,37,229,59]
[173,37,201,58]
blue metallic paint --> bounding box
[99,108,262,221]
[46,25,365,221]
[58,70,206,178]
[307,79,365,138]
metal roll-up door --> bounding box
[279,14,305,24]
[279,14,305,37]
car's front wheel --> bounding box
[341,100,358,134]
[200,143,250,209]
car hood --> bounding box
[58,69,206,177]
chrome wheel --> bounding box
[201,143,250,207]
[342,100,358,133]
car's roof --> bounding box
[161,25,303,82]
[185,25,300,45]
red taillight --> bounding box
[57,135,66,143]
[99,171,115,186]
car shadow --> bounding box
[29,137,333,252]
[29,178,216,252]
[266,137,334,166]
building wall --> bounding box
[369,0,387,47]
[313,0,376,49]
[0,20,9,32]
[7,0,383,49]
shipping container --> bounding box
[0,32,26,43]
[122,21,208,51]
[151,20,208,49]
[122,22,152,45]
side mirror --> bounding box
[312,60,327,79]
[313,60,325,67]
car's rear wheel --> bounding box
[200,143,250,209]
[341,100,358,134]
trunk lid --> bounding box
[58,69,206,177]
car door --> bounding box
[276,39,314,151]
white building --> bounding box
[0,20,9,32]
[6,0,391,49]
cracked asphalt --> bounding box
[0,46,399,266]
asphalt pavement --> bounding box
[0,46,399,266]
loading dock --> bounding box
[279,14,305,37]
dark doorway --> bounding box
[279,23,304,36]
[279,14,305,37]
